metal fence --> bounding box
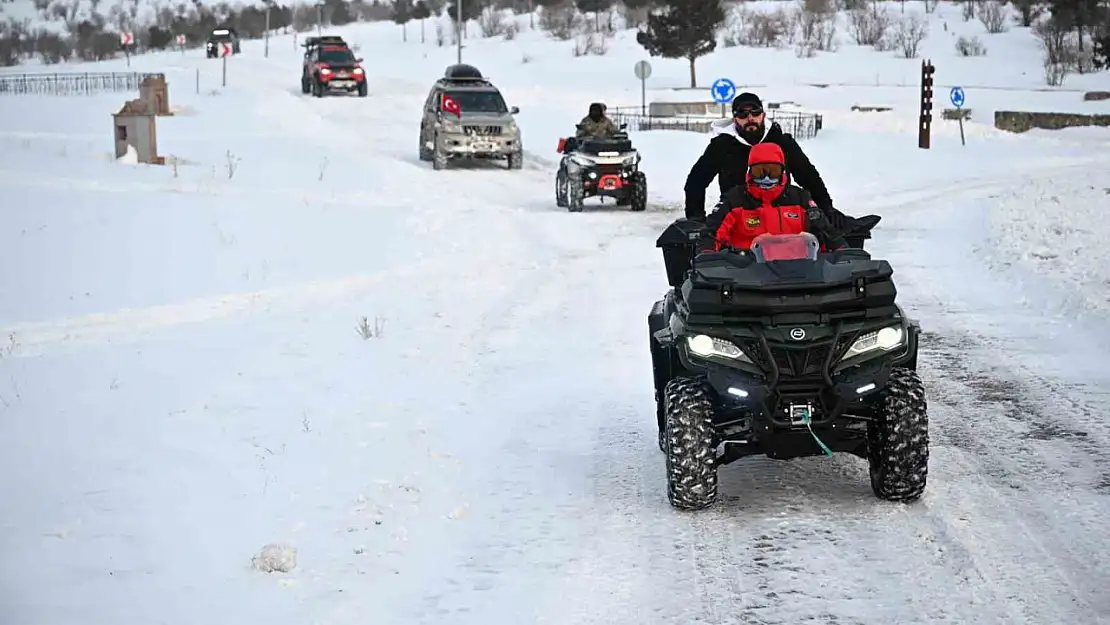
[609,107,823,140]
[0,72,165,96]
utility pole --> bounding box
[456,0,462,63]
[264,0,272,58]
[316,1,324,35]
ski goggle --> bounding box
[749,162,784,179]
[734,107,764,119]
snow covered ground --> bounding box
[3,4,1110,624]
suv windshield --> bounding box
[446,90,508,114]
[319,48,355,64]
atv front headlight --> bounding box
[842,326,904,360]
[571,154,593,167]
[686,334,751,363]
[622,154,640,166]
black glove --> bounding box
[825,205,853,231]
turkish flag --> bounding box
[442,94,461,117]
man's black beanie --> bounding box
[731,92,763,114]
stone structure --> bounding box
[942,108,971,121]
[850,105,893,112]
[994,110,1110,133]
[138,74,171,115]
[1082,91,1110,101]
[113,99,164,164]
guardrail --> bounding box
[609,107,823,140]
[0,72,165,96]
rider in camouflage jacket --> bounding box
[576,102,619,139]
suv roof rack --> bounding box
[304,35,347,48]
[444,63,483,79]
[440,63,494,86]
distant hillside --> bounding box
[0,0,1105,89]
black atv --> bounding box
[647,218,927,510]
[555,127,647,212]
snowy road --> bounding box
[4,49,1110,625]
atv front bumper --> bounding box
[439,133,520,158]
[698,359,893,426]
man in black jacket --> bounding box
[684,92,857,230]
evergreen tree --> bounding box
[635,0,724,88]
[392,0,412,42]
[1094,32,1109,69]
[447,0,485,23]
[411,0,432,43]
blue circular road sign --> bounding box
[950,86,966,107]
[711,78,737,104]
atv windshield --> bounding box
[318,48,356,64]
[445,90,508,114]
[751,233,820,263]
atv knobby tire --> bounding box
[567,176,585,212]
[629,172,647,212]
[663,377,718,510]
[867,367,929,502]
[555,168,569,207]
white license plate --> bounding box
[330,80,354,88]
[471,143,494,151]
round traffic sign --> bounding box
[634,60,652,80]
[711,78,736,104]
[950,86,966,107]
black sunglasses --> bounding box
[734,107,763,119]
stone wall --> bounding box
[994,110,1110,133]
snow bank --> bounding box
[984,168,1110,315]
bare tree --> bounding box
[891,13,927,58]
[977,0,1007,34]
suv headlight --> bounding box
[441,118,462,133]
[842,326,905,361]
[686,334,751,363]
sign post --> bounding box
[633,60,652,116]
[950,85,966,146]
[221,42,231,87]
[120,32,133,67]
[918,60,934,149]
[711,77,737,118]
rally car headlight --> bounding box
[842,326,905,360]
[686,334,751,363]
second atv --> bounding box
[555,126,647,212]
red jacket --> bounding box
[712,184,815,251]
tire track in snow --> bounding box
[864,169,1110,623]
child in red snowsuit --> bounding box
[708,142,844,251]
